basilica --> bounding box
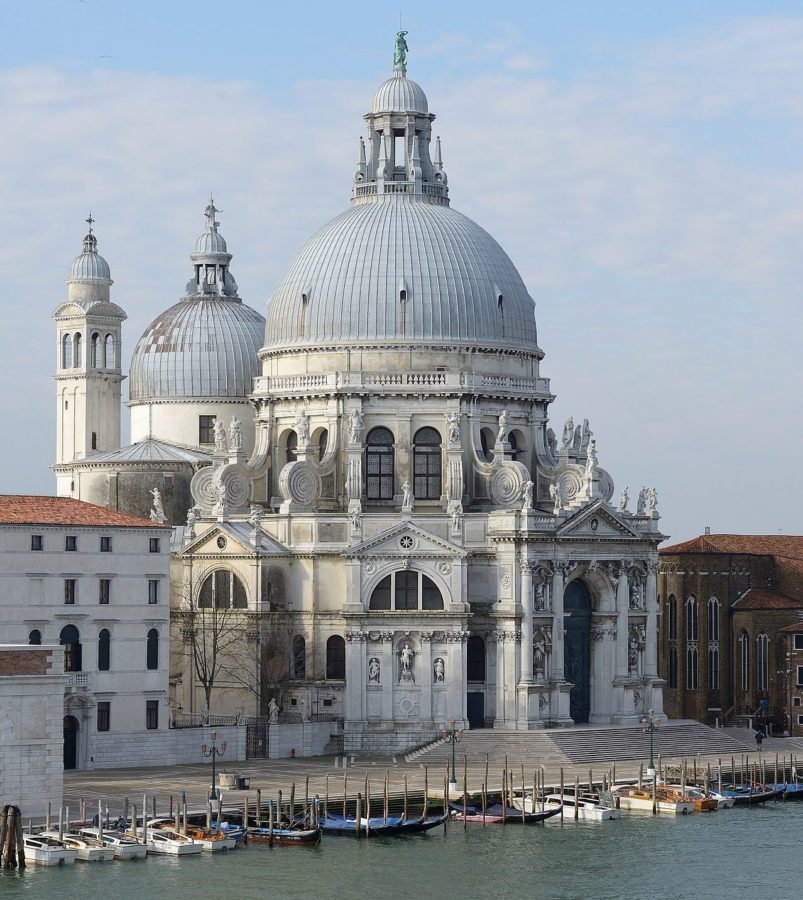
[53,39,665,751]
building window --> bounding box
[74,332,82,367]
[104,334,114,369]
[28,629,42,645]
[368,572,445,611]
[797,666,803,688]
[146,700,159,730]
[148,580,159,604]
[798,714,803,727]
[708,644,719,692]
[794,634,803,651]
[467,636,486,682]
[64,579,77,605]
[668,595,677,640]
[198,570,247,609]
[756,633,769,692]
[97,628,111,671]
[90,332,99,368]
[707,597,719,642]
[65,535,77,551]
[668,645,678,689]
[794,696,801,708]
[413,427,442,499]
[60,625,82,672]
[740,631,750,691]
[98,579,110,605]
[326,635,346,680]
[97,701,110,732]
[365,427,394,500]
[31,535,43,551]
[199,415,216,445]
[685,596,697,641]
[686,643,698,690]
[62,333,72,369]
[292,635,306,679]
[91,432,97,451]
[285,431,298,464]
[100,536,112,553]
[149,537,161,553]
[146,629,159,671]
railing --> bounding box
[172,713,239,729]
[253,371,551,396]
[65,673,89,688]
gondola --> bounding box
[449,802,562,824]
[246,825,322,846]
[717,784,781,805]
[320,812,448,836]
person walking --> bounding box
[755,728,765,749]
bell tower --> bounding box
[53,216,126,495]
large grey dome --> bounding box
[263,199,539,352]
[129,297,265,401]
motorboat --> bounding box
[518,793,619,821]
[40,830,115,861]
[613,784,694,814]
[211,820,247,843]
[246,824,322,845]
[182,824,237,851]
[660,785,719,812]
[706,791,736,809]
[78,826,148,859]
[22,833,77,866]
[135,825,202,855]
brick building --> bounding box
[658,534,803,731]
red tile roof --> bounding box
[0,495,167,528]
[732,589,803,611]
[661,534,803,558]
[779,621,803,634]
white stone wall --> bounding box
[129,399,255,451]
[88,725,246,769]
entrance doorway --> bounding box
[467,692,485,729]
[63,715,79,770]
[564,581,591,723]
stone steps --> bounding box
[411,722,753,767]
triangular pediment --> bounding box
[556,500,642,540]
[177,522,288,557]
[344,521,468,558]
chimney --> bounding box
[704,526,711,535]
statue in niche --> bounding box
[295,411,310,445]
[229,416,243,451]
[446,412,460,444]
[268,697,280,725]
[647,487,659,515]
[368,657,380,683]
[628,635,640,675]
[433,657,445,683]
[451,506,462,532]
[399,643,415,683]
[402,481,413,511]
[630,579,644,610]
[636,488,648,516]
[349,408,364,444]
[351,508,361,531]
[561,417,574,450]
[534,581,547,611]
[213,419,227,452]
[618,486,629,513]
[533,638,546,679]
[497,410,509,444]
[149,487,166,523]
[522,480,533,510]
[546,427,557,456]
[550,481,565,514]
[581,419,592,451]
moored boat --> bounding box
[78,826,147,859]
[450,802,562,825]
[661,785,719,812]
[133,825,202,855]
[246,825,322,845]
[320,812,449,836]
[181,825,237,852]
[717,783,780,805]
[40,830,115,861]
[613,784,694,814]
[517,793,619,821]
[22,833,77,866]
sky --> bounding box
[1,0,802,543]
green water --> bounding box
[2,802,799,900]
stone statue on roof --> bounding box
[394,31,409,68]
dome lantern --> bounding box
[187,198,238,297]
[67,213,113,301]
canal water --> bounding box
[2,801,800,900]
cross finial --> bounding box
[85,211,95,233]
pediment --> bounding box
[556,500,641,540]
[177,522,288,557]
[344,521,468,558]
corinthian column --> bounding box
[520,561,533,682]
[551,565,566,680]
[645,562,658,677]
[616,567,630,677]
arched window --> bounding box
[326,635,345,680]
[368,571,445,611]
[97,628,111,671]
[707,597,719,642]
[739,630,750,692]
[685,596,697,641]
[708,596,720,691]
[318,429,328,460]
[756,633,769,692]
[479,428,495,463]
[413,427,442,499]
[668,594,677,640]
[508,431,518,461]
[62,333,72,369]
[467,636,486,682]
[285,431,298,464]
[366,427,394,500]
[668,645,678,688]
[60,624,82,673]
[146,628,159,671]
[73,333,82,367]
[686,642,698,690]
[104,334,114,369]
[90,332,99,367]
[28,629,42,645]
[292,634,306,679]
[198,570,247,609]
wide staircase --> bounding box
[411,721,752,767]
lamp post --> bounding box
[201,731,227,802]
[641,708,660,779]
[442,719,463,792]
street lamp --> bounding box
[641,709,660,779]
[442,720,463,792]
[201,731,227,801]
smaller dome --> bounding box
[68,232,112,284]
[194,229,228,255]
[371,72,428,114]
